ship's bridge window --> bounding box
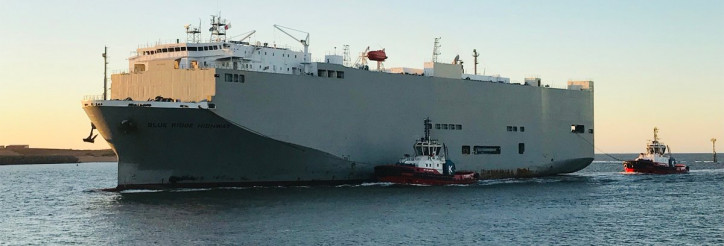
[337,71,344,79]
[181,47,186,51]
[188,47,197,51]
[175,47,181,52]
[435,124,441,129]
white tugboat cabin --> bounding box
[635,127,676,166]
[398,133,452,175]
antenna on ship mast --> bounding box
[432,37,441,62]
[102,46,108,100]
[472,49,479,75]
[343,45,351,67]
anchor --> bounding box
[83,123,98,143]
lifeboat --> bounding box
[367,50,387,61]
[374,118,479,185]
[622,127,689,174]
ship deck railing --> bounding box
[82,95,105,101]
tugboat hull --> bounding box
[623,160,689,174]
[374,165,478,185]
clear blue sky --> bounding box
[0,0,722,152]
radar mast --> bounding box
[432,37,441,62]
[209,14,229,42]
[185,21,201,43]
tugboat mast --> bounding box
[424,118,431,141]
[653,127,660,142]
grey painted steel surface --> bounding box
[84,63,594,188]
[84,105,369,188]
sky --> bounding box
[0,0,722,153]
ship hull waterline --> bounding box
[84,104,594,191]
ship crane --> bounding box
[273,24,310,74]
[231,30,256,42]
[354,46,370,69]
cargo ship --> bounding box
[81,15,595,190]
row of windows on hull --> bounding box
[224,73,245,83]
[143,45,223,55]
[507,126,524,132]
[317,70,345,79]
[461,143,525,155]
[436,124,462,130]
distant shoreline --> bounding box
[0,148,116,165]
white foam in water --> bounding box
[119,189,164,193]
[367,182,395,186]
[169,188,212,192]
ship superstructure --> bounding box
[82,16,595,190]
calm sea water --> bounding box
[1,154,722,245]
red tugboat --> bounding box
[374,118,479,185]
[623,127,689,174]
